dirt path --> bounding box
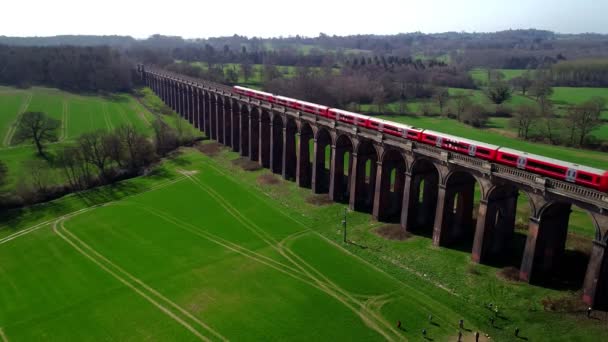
[3,92,32,147]
[0,327,8,342]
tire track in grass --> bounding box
[60,99,69,141]
[203,158,475,339]
[3,92,32,147]
[144,207,401,339]
[102,102,113,131]
[116,104,130,126]
[178,170,402,341]
[54,219,221,341]
[0,176,187,246]
[0,327,8,342]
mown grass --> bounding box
[1,149,469,341]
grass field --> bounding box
[0,86,193,192]
[0,150,470,341]
[1,146,607,341]
[469,69,526,85]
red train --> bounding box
[233,86,608,192]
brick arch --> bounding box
[296,121,315,188]
[259,109,271,168]
[270,112,284,174]
[373,148,408,222]
[350,139,379,213]
[248,107,260,161]
[403,158,441,236]
[312,128,333,194]
[329,134,355,203]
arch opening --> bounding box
[312,128,332,194]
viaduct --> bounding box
[138,64,608,309]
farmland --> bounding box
[2,144,607,341]
[0,86,196,192]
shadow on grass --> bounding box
[0,166,176,230]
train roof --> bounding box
[296,99,329,109]
[276,95,298,102]
[329,108,370,119]
[423,130,500,149]
[234,85,274,97]
[368,117,424,132]
[497,147,606,173]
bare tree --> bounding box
[152,118,179,156]
[78,130,111,180]
[432,87,450,115]
[463,104,488,127]
[566,98,605,146]
[116,125,156,171]
[511,104,539,139]
[240,62,253,82]
[13,111,60,157]
[57,145,90,190]
[450,94,473,122]
[509,72,533,95]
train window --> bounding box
[501,154,517,162]
[527,160,563,174]
[578,173,593,182]
[477,149,489,155]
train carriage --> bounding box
[234,86,276,103]
[421,130,499,160]
[367,117,424,141]
[496,147,608,191]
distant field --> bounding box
[469,68,526,84]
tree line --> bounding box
[0,45,133,91]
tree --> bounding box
[239,62,253,82]
[450,94,473,122]
[511,104,539,139]
[509,72,533,95]
[78,130,111,180]
[261,64,282,85]
[529,77,553,100]
[485,80,512,106]
[116,125,156,171]
[566,98,604,146]
[57,145,90,190]
[432,87,450,115]
[152,118,179,156]
[224,68,239,85]
[13,112,60,157]
[462,104,488,127]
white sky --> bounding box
[1,0,606,38]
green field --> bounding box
[2,146,606,341]
[0,86,192,192]
[0,150,469,341]
[470,69,526,84]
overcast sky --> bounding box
[1,0,606,38]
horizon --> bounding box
[1,0,606,39]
